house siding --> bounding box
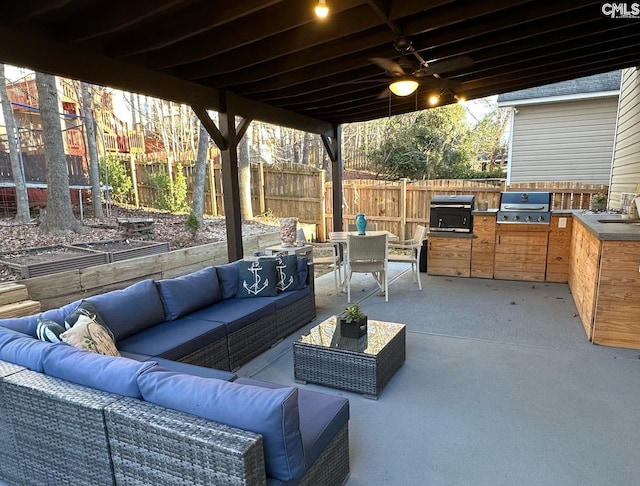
[508,97,618,184]
[609,68,640,208]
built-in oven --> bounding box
[429,195,475,232]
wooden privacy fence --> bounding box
[326,179,609,241]
[119,156,609,243]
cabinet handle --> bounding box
[498,235,501,245]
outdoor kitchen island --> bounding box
[568,212,640,349]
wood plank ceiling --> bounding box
[0,0,638,134]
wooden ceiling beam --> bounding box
[143,0,364,70]
[206,28,395,89]
[108,0,284,57]
[59,0,187,44]
[5,0,73,21]
[173,6,384,80]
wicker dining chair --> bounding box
[345,233,388,303]
[297,229,342,293]
[388,225,427,290]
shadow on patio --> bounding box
[238,264,640,486]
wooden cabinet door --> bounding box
[546,215,573,282]
[427,237,471,277]
[494,225,549,281]
[471,215,496,278]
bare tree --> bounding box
[237,122,253,221]
[35,71,81,233]
[0,64,30,223]
[79,81,103,217]
[191,120,209,225]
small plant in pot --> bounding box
[590,193,608,211]
[339,303,368,339]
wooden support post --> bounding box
[321,124,343,232]
[401,177,407,240]
[319,168,327,241]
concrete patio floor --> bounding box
[239,264,640,486]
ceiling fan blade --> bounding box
[370,57,405,77]
[418,56,474,76]
[376,88,391,100]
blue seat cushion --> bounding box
[42,344,156,398]
[0,326,51,372]
[87,279,166,341]
[117,316,227,360]
[138,369,305,481]
[187,298,275,334]
[120,351,236,381]
[156,266,222,320]
[216,261,239,299]
[254,286,311,311]
[236,377,349,473]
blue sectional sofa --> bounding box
[0,257,350,486]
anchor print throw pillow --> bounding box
[269,255,301,292]
[236,259,278,298]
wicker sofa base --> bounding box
[276,291,316,340]
[178,336,231,371]
[227,313,278,371]
[0,362,350,486]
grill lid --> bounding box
[431,195,475,207]
[497,192,551,224]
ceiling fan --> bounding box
[370,38,473,98]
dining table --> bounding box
[328,230,399,244]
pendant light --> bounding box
[315,0,329,18]
[388,77,419,97]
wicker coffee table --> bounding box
[293,316,406,399]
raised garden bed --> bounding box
[0,245,110,278]
[68,239,171,263]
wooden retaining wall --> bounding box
[23,232,281,311]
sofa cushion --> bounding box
[187,298,275,334]
[117,316,227,361]
[60,315,121,356]
[138,369,305,481]
[256,285,311,311]
[156,266,222,320]
[42,344,155,398]
[64,300,107,330]
[216,261,239,299]
[297,257,309,287]
[236,259,278,298]
[236,377,350,472]
[0,326,51,372]
[120,351,237,381]
[271,255,302,292]
[0,301,78,337]
[87,279,166,341]
[36,318,66,343]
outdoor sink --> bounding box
[597,219,640,224]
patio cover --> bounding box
[0,1,637,259]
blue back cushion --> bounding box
[156,266,222,320]
[297,257,309,287]
[87,279,166,341]
[268,255,302,292]
[0,326,51,372]
[236,259,278,298]
[216,261,239,299]
[138,369,305,481]
[42,344,156,398]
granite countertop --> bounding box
[572,211,640,241]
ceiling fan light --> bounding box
[455,94,466,104]
[315,0,329,18]
[389,78,419,96]
[428,93,440,106]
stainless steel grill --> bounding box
[497,192,551,224]
[429,195,475,232]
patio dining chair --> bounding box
[388,225,427,290]
[297,229,342,293]
[345,233,388,303]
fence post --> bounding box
[208,159,218,217]
[129,155,139,207]
[401,178,407,240]
[258,162,266,215]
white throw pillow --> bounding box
[60,315,121,357]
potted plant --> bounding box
[590,193,607,211]
[339,303,368,338]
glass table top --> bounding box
[297,316,405,356]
